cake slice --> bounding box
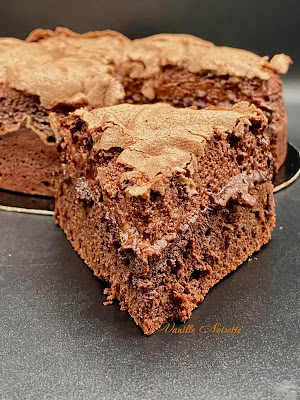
[0,28,291,196]
[52,101,275,335]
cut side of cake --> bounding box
[0,84,74,196]
[53,101,275,334]
[116,34,291,174]
[0,28,291,196]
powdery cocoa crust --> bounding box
[54,102,275,334]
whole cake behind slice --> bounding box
[117,33,291,173]
[53,101,275,334]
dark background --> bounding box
[0,0,299,76]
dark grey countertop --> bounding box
[1,103,299,400]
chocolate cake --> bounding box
[0,28,291,196]
[53,101,275,334]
